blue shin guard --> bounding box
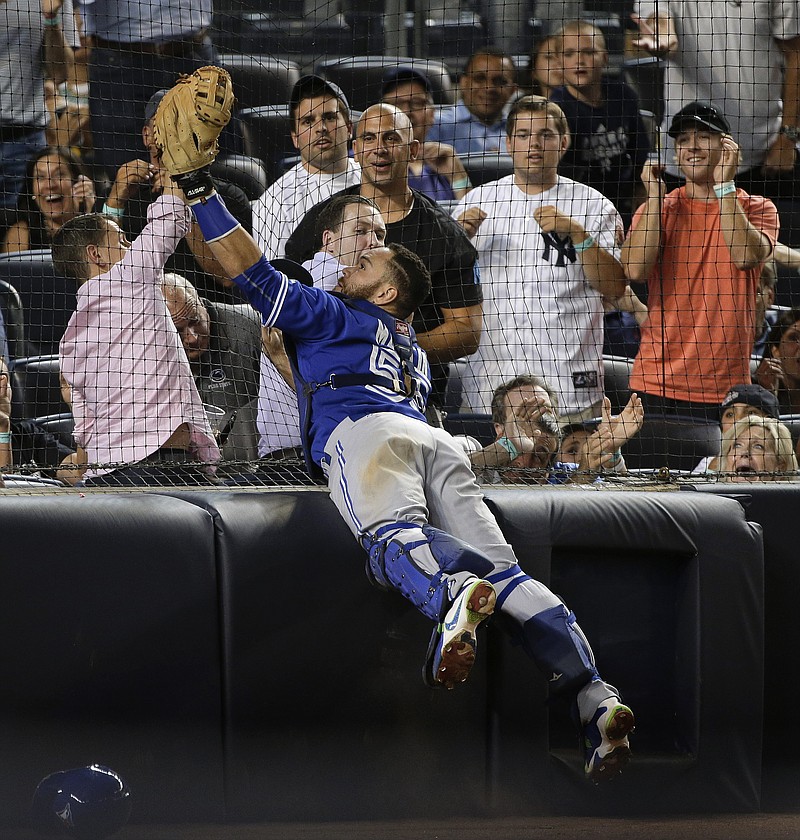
[361,523,493,622]
[517,604,599,695]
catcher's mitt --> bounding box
[153,65,234,177]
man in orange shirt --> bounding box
[621,102,779,421]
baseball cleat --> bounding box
[583,699,635,784]
[423,578,496,690]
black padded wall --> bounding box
[483,489,764,816]
[681,483,799,812]
[0,494,225,826]
[0,486,767,828]
[163,489,493,822]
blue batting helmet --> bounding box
[31,764,132,839]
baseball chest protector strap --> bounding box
[284,296,421,476]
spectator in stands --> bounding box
[0,0,76,210]
[285,103,483,416]
[631,0,800,198]
[255,196,386,463]
[753,259,779,360]
[251,75,360,262]
[693,383,781,475]
[549,20,650,227]
[621,102,778,422]
[453,95,626,420]
[2,145,95,252]
[78,0,237,181]
[104,89,251,304]
[381,66,471,202]
[427,48,518,156]
[304,194,386,291]
[719,415,799,482]
[526,35,563,99]
[756,307,800,415]
[51,183,220,486]
[161,272,261,461]
[464,374,643,484]
[254,195,387,467]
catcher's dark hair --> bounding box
[490,374,559,426]
[315,194,380,243]
[51,213,111,284]
[384,243,431,318]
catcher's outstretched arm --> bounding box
[187,189,263,278]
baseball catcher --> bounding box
[153,68,635,785]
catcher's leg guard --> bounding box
[514,604,599,695]
[361,523,494,622]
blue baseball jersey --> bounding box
[232,256,432,467]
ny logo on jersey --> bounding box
[541,231,578,267]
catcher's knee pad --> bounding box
[361,523,494,622]
[516,604,599,695]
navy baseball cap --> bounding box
[31,764,132,839]
[668,101,731,138]
[144,89,168,123]
[290,75,351,121]
[720,384,780,420]
[382,66,433,97]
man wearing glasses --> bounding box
[427,48,518,156]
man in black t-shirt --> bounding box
[285,103,483,409]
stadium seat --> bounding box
[212,154,270,202]
[9,354,66,420]
[33,412,75,449]
[622,415,721,472]
[0,250,76,357]
[443,412,496,447]
[315,56,457,112]
[212,7,354,56]
[460,153,515,187]
[0,279,26,362]
[217,54,302,110]
[238,105,297,184]
[603,354,633,413]
[421,14,487,62]
[622,55,666,126]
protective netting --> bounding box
[1,0,799,491]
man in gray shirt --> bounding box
[78,0,217,179]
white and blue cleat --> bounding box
[583,698,635,783]
[424,577,496,690]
